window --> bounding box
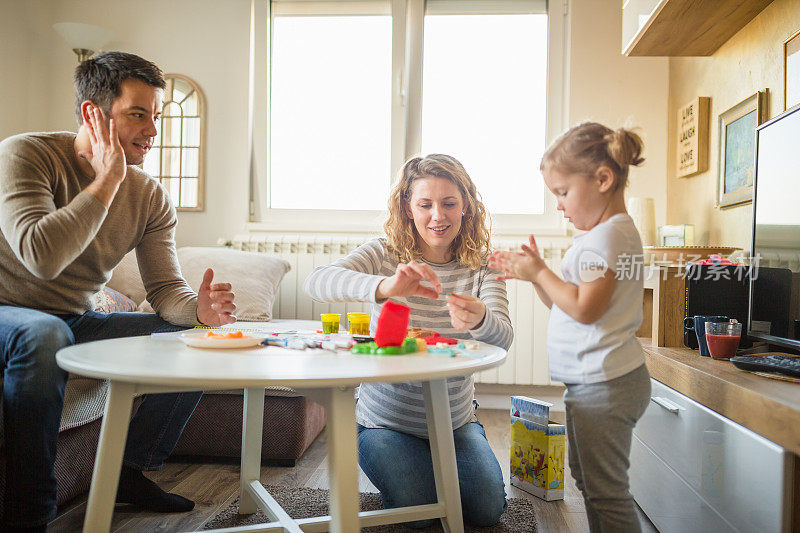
[252,0,567,233]
[420,9,548,215]
[269,4,392,210]
[144,74,205,210]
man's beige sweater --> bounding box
[0,132,198,325]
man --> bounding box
[0,52,236,532]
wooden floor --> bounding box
[49,409,658,532]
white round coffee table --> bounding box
[57,327,506,533]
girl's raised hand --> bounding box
[446,293,486,331]
[521,235,540,259]
[488,235,546,283]
[488,250,525,280]
[376,260,442,300]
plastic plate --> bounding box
[179,331,266,349]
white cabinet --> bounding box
[630,379,794,532]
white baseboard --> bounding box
[474,383,565,413]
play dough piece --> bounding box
[407,327,437,338]
[374,301,411,347]
[422,333,459,345]
[206,331,246,339]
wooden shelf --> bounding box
[623,0,774,57]
[637,266,685,347]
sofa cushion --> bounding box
[60,377,108,431]
[107,251,148,305]
[172,394,326,463]
[0,375,107,445]
[91,287,138,313]
[110,247,291,321]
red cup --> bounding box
[705,322,742,360]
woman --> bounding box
[303,154,512,527]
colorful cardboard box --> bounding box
[509,396,565,501]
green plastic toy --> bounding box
[376,346,403,355]
[402,338,418,353]
[351,337,420,356]
[351,342,376,354]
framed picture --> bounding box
[717,91,765,209]
[677,97,710,178]
[784,29,800,111]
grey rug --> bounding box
[203,485,537,532]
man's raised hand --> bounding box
[77,105,127,187]
[196,268,237,326]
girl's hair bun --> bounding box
[540,122,645,191]
[606,128,645,169]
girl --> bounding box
[489,122,651,532]
[303,154,512,527]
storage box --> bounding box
[509,396,565,501]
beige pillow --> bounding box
[108,251,147,305]
[114,247,291,321]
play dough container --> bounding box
[320,313,341,334]
[347,312,370,335]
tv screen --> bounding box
[749,105,800,350]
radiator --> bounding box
[230,234,567,385]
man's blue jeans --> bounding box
[357,419,507,528]
[0,306,203,528]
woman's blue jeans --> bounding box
[0,306,203,528]
[357,419,507,528]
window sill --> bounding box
[246,209,569,238]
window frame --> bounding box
[247,0,569,236]
[155,73,206,212]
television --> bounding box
[749,104,800,351]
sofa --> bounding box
[0,246,327,511]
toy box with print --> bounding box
[509,395,565,501]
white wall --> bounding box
[0,0,54,139]
[567,1,669,231]
[1,0,253,247]
[0,0,669,245]
[667,0,800,251]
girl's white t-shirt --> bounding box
[547,213,646,384]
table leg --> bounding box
[83,381,135,533]
[327,386,359,533]
[423,379,464,533]
[240,387,266,514]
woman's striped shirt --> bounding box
[302,238,513,438]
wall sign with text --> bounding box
[677,97,710,178]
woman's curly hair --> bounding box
[384,154,491,270]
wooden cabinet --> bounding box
[637,266,685,347]
[622,0,774,56]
